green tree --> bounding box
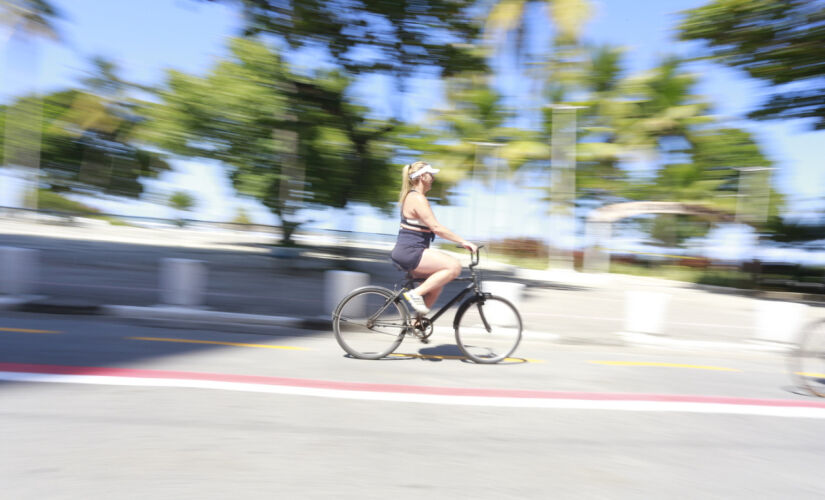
[485,0,593,52]
[142,38,400,244]
[550,52,783,243]
[206,0,486,117]
[0,88,171,197]
[678,0,825,129]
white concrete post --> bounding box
[624,291,671,335]
[482,281,525,326]
[753,300,808,344]
[0,247,38,295]
[160,258,206,307]
[325,270,369,315]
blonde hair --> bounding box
[398,161,429,204]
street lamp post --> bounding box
[469,141,504,242]
[547,105,582,271]
[735,166,774,226]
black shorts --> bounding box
[391,228,433,271]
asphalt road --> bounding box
[2,312,824,499]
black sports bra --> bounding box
[400,190,432,232]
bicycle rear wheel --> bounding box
[333,286,408,360]
[454,295,522,364]
[791,319,825,397]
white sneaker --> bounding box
[403,291,430,315]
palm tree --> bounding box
[0,0,61,43]
[485,0,593,51]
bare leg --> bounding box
[411,249,462,308]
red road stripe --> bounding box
[2,362,824,408]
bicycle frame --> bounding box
[392,247,490,329]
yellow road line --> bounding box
[589,360,741,372]
[389,352,541,363]
[794,372,825,378]
[0,327,61,334]
[128,337,310,351]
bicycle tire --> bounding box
[332,286,408,360]
[791,318,825,397]
[454,295,522,364]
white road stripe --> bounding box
[3,371,825,419]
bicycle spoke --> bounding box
[455,296,522,364]
[333,287,407,359]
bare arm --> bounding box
[409,193,477,252]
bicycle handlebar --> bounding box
[454,244,485,267]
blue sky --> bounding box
[1,0,822,235]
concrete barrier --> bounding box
[624,290,671,335]
[0,247,38,296]
[159,258,206,307]
[324,270,369,315]
[753,300,808,344]
[482,281,525,326]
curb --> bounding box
[102,305,306,329]
[1,297,796,353]
[0,296,46,311]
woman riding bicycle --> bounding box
[391,161,478,315]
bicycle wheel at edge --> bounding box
[333,286,408,360]
[454,295,522,364]
[791,319,825,397]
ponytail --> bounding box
[398,164,412,204]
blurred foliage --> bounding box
[679,0,825,129]
[140,38,400,243]
[0,0,62,41]
[486,0,593,46]
[205,0,487,82]
[552,53,783,233]
[400,72,546,203]
[28,188,99,213]
[0,0,801,254]
[644,214,712,247]
[610,261,754,289]
[168,191,195,212]
[765,216,825,244]
[231,207,253,226]
[0,87,170,197]
[488,237,549,259]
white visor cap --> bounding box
[409,164,440,180]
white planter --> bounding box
[624,290,671,335]
[753,300,808,344]
[160,258,206,307]
[481,281,525,326]
[325,270,369,315]
[0,247,37,296]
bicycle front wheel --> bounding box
[455,295,522,364]
[791,319,825,397]
[332,286,408,360]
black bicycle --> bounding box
[332,246,523,363]
[790,318,825,397]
